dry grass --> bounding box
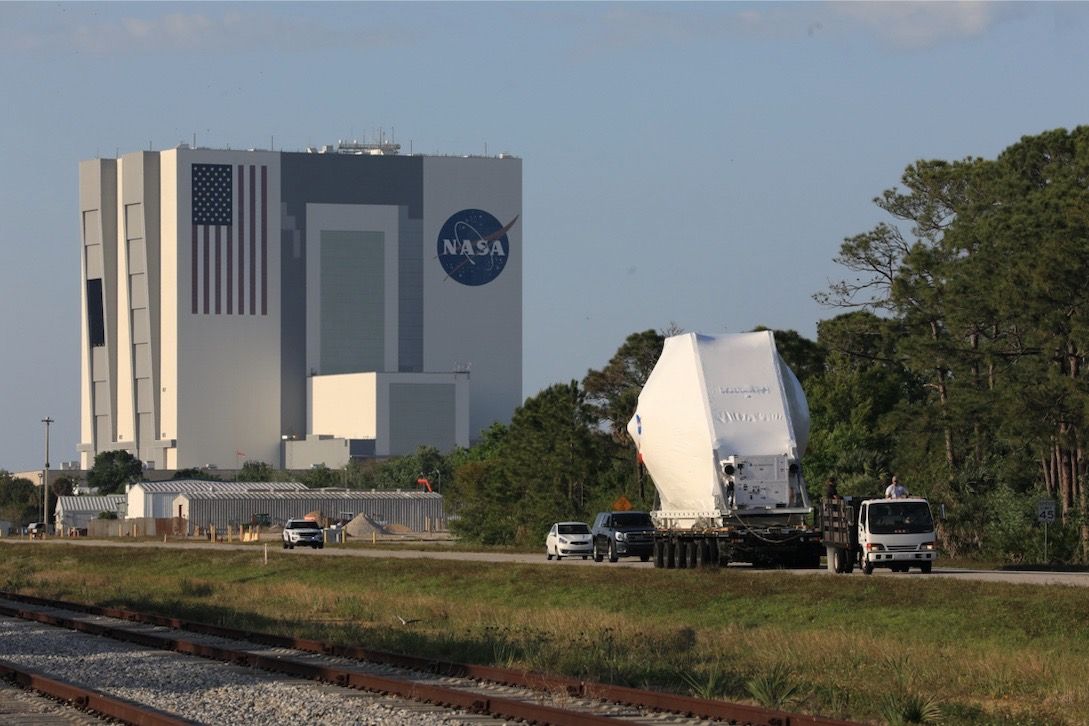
[1,543,1087,724]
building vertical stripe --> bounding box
[202,226,210,315]
[226,227,233,315]
[214,226,222,314]
[249,165,256,315]
[191,225,198,314]
[237,165,245,316]
[261,165,268,316]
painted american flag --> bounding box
[191,163,268,316]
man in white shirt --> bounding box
[885,475,908,498]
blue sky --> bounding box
[2,2,1087,472]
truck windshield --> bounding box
[613,512,653,528]
[867,502,933,534]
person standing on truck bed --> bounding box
[885,475,908,498]
[824,477,839,499]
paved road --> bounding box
[3,538,1088,587]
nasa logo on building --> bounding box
[437,209,519,286]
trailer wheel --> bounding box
[826,546,838,573]
[664,540,676,569]
[676,540,687,569]
[653,540,664,568]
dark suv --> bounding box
[591,511,655,562]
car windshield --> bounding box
[288,521,321,530]
[867,502,934,534]
[612,512,653,528]
[558,523,590,535]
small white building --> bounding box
[126,480,308,520]
[54,495,127,531]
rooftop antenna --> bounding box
[270,135,274,151]
[484,141,488,156]
[192,132,196,148]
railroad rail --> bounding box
[0,590,856,726]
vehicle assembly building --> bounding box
[78,141,522,470]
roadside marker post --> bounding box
[1037,499,1057,563]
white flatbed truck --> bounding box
[820,496,938,574]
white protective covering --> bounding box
[626,332,810,515]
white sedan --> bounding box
[545,521,592,560]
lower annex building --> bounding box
[78,140,522,470]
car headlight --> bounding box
[865,542,885,551]
[558,537,568,544]
[615,531,627,541]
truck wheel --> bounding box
[593,542,603,563]
[608,541,619,563]
[862,560,873,575]
[640,553,650,562]
[692,540,703,567]
[282,541,288,549]
[676,541,687,569]
[547,552,553,560]
[921,562,932,574]
[664,540,676,569]
[653,540,664,568]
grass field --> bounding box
[1,544,1085,725]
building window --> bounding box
[87,278,105,347]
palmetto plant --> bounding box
[878,691,944,725]
[745,662,807,710]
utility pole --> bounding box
[42,417,53,532]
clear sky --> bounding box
[2,1,1087,472]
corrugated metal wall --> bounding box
[179,492,445,534]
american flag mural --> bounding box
[191,163,268,316]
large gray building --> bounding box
[78,141,522,470]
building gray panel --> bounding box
[85,242,103,279]
[83,210,102,247]
[128,239,146,273]
[129,272,148,308]
[91,347,108,382]
[138,413,155,446]
[388,383,456,455]
[398,212,423,372]
[319,230,385,374]
[133,343,151,378]
[136,378,153,413]
[279,153,424,441]
[93,382,110,415]
[125,203,144,239]
[95,415,110,445]
[132,308,149,344]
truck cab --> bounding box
[856,498,937,574]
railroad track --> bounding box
[0,591,855,726]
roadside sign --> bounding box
[612,495,633,511]
[1036,499,1057,524]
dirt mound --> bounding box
[345,513,388,538]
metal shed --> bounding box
[126,480,308,519]
[172,490,445,534]
[54,495,127,531]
